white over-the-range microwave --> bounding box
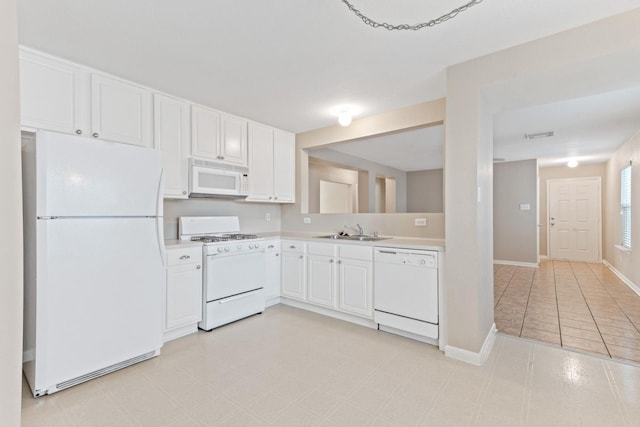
[189,158,249,197]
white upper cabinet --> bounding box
[154,94,190,199]
[247,123,295,203]
[191,106,248,166]
[273,130,295,202]
[19,48,153,148]
[191,104,220,160]
[220,114,248,166]
[247,123,274,201]
[19,50,88,135]
[91,74,153,148]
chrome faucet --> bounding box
[344,224,364,236]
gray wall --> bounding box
[0,0,23,424]
[493,160,539,264]
[407,169,443,213]
[163,199,281,240]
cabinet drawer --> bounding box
[282,240,306,254]
[167,246,202,266]
[307,242,336,257]
[339,245,373,261]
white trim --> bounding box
[539,255,549,260]
[279,297,378,329]
[493,260,539,268]
[614,244,632,254]
[378,324,439,347]
[265,296,281,308]
[445,323,496,366]
[162,324,197,343]
[603,260,640,297]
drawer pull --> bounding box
[179,255,191,260]
[196,265,201,269]
[289,245,296,249]
[268,245,275,249]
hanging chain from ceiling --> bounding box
[340,0,484,31]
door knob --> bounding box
[92,132,99,138]
[550,223,555,226]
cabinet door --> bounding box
[166,263,203,330]
[307,255,337,308]
[264,241,281,301]
[281,252,306,300]
[273,130,296,203]
[338,259,373,318]
[191,104,220,160]
[154,94,190,199]
[91,74,153,148]
[19,50,88,134]
[220,114,248,166]
[247,123,274,201]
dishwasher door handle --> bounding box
[377,250,397,255]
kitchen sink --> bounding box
[314,234,391,242]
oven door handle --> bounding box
[218,291,260,304]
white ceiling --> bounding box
[328,125,444,172]
[15,1,640,167]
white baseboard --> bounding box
[444,323,497,366]
[279,298,378,329]
[603,260,640,297]
[265,296,281,308]
[493,260,539,268]
[539,255,549,260]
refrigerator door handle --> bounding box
[156,169,166,266]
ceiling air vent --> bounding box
[524,131,554,140]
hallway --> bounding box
[494,260,640,364]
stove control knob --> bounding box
[249,244,254,249]
[217,247,223,253]
[224,247,230,252]
[254,243,260,249]
[238,245,242,250]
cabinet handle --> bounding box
[329,259,334,263]
[179,255,191,260]
[196,265,201,269]
[75,129,82,135]
[338,260,342,264]
[92,132,99,138]
[275,254,279,257]
[289,245,296,249]
[269,196,273,200]
[274,196,278,200]
[299,255,304,259]
[182,191,187,195]
[267,245,275,249]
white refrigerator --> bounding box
[22,130,165,397]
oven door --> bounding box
[205,251,265,302]
[191,165,241,196]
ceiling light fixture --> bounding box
[524,131,554,140]
[338,110,353,127]
[340,0,484,31]
[567,160,579,168]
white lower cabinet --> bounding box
[281,240,306,300]
[278,240,373,320]
[164,246,203,341]
[264,240,281,305]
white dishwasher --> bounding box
[374,248,439,339]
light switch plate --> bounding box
[303,217,311,224]
[415,218,427,227]
[519,203,531,211]
[265,213,271,221]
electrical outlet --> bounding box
[415,218,427,227]
[265,213,271,221]
[303,217,311,224]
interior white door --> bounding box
[548,177,601,262]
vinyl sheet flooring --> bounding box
[494,259,640,365]
[22,304,640,427]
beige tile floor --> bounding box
[495,259,640,364]
[22,304,640,426]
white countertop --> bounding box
[164,239,203,249]
[257,231,445,251]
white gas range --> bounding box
[179,216,265,331]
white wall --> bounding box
[163,199,281,240]
[0,0,23,424]
[493,160,538,264]
[605,129,640,288]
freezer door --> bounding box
[33,217,163,391]
[36,130,162,217]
